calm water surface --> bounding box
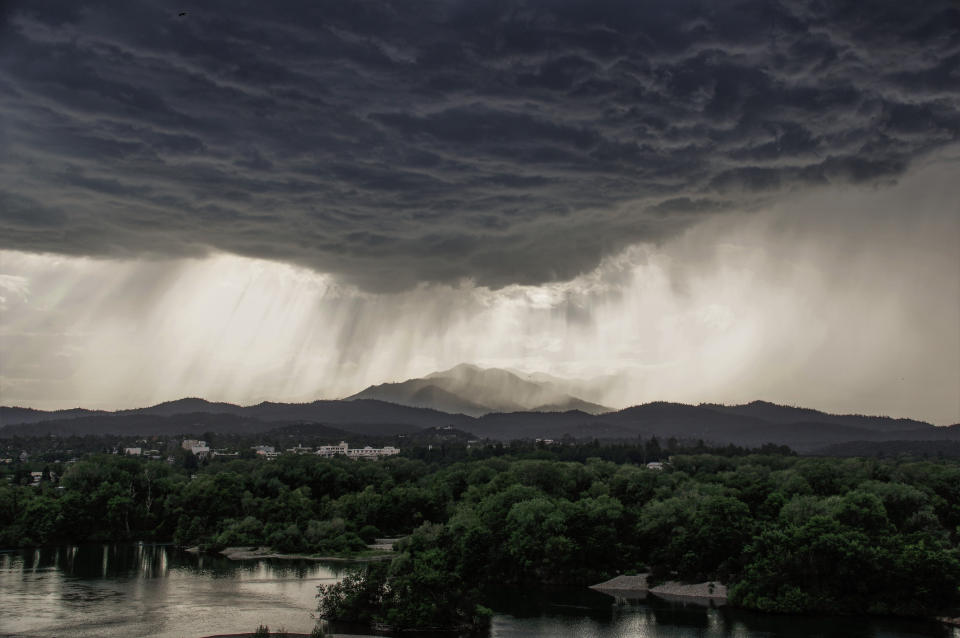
[0,544,957,638]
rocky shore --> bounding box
[590,573,728,603]
[184,545,395,562]
[218,546,395,562]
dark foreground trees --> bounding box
[318,525,491,632]
[730,500,960,615]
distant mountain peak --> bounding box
[349,363,611,416]
[431,362,482,375]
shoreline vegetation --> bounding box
[2,440,959,632]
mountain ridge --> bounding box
[2,364,955,452]
[2,398,955,452]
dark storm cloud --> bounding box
[1,0,957,289]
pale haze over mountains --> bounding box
[347,363,611,416]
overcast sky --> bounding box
[1,0,958,423]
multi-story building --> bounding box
[315,442,399,459]
[346,445,399,459]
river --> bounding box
[0,544,956,638]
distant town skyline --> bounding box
[1,1,958,424]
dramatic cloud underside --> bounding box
[2,156,958,422]
[1,0,958,289]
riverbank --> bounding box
[589,573,728,603]
[211,546,395,562]
[199,634,376,637]
[201,634,380,638]
[200,636,375,638]
[592,575,960,631]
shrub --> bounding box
[358,524,381,544]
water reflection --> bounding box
[0,543,345,637]
[1,545,958,638]
[484,587,959,638]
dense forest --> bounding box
[2,442,959,629]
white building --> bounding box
[182,439,207,451]
[316,442,349,457]
[346,445,400,460]
[315,442,399,459]
[124,447,142,456]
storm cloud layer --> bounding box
[3,154,958,422]
[2,0,958,290]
